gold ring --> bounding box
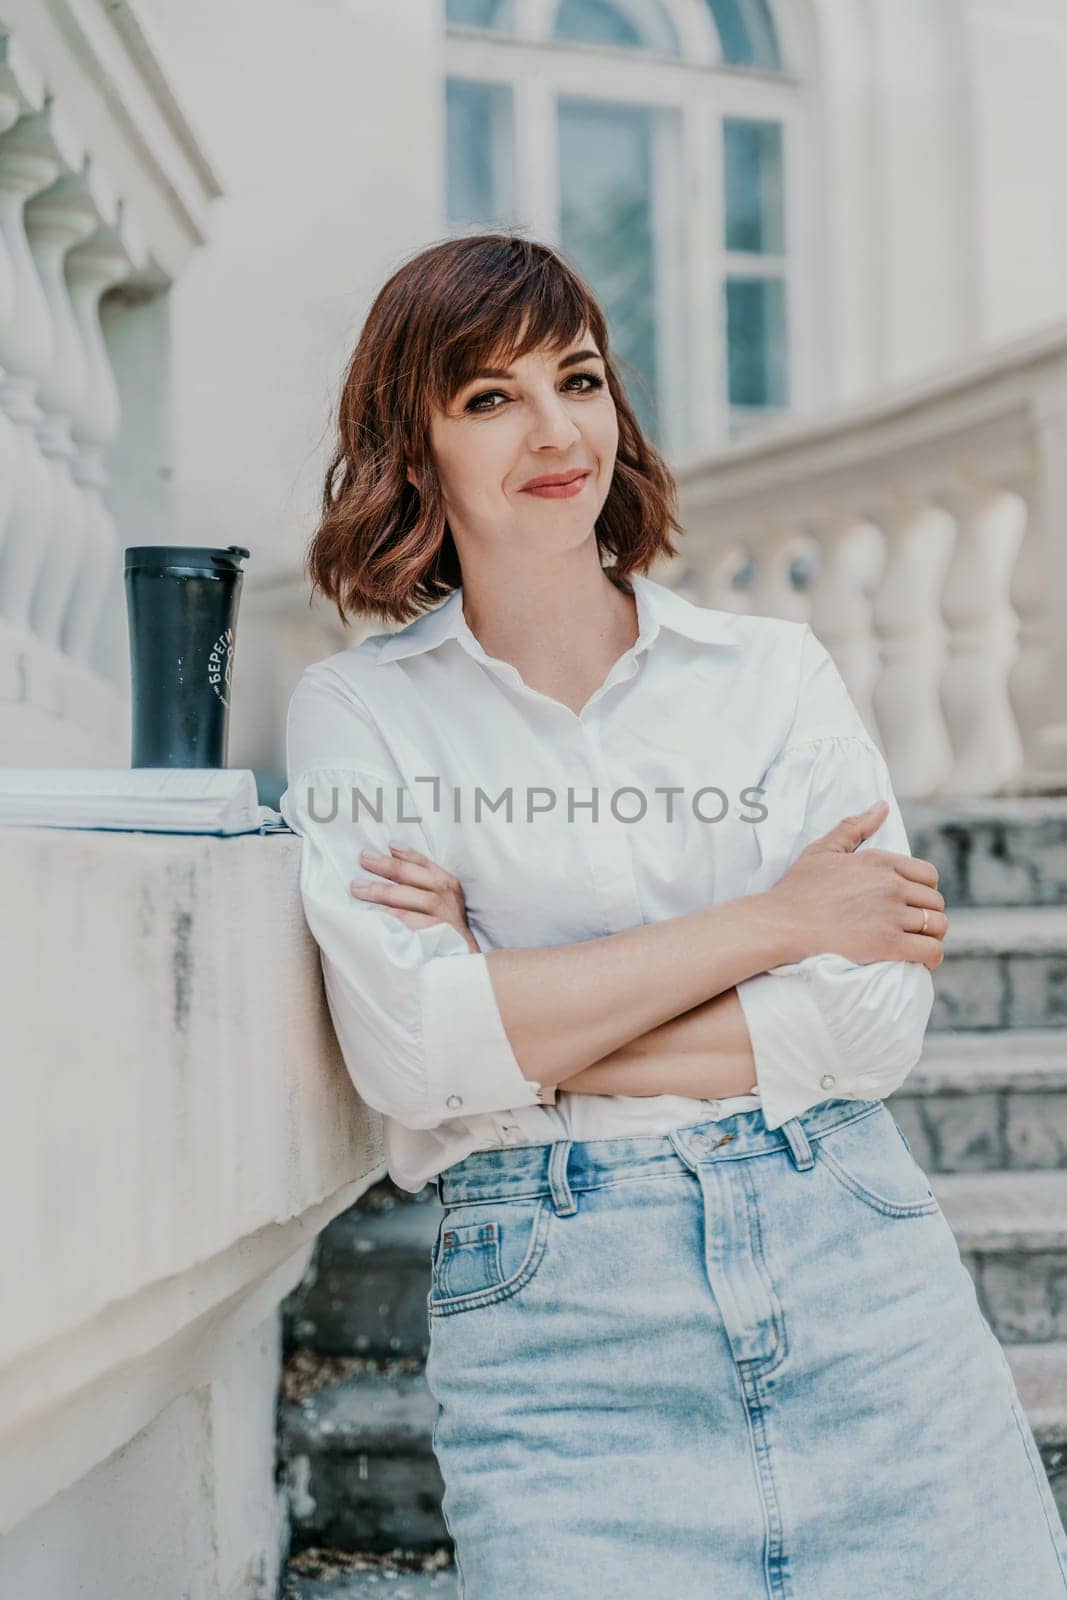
[920,908,929,935]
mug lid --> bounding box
[125,545,251,574]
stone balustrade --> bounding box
[672,321,1067,799]
[0,4,221,766]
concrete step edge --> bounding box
[932,1169,1067,1250]
[902,1029,1067,1093]
[280,1369,438,1455]
[902,798,1067,826]
[937,904,1067,955]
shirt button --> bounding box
[446,1094,463,1109]
[820,1073,836,1090]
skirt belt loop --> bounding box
[548,1138,578,1216]
[780,1115,815,1172]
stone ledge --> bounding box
[0,827,384,1534]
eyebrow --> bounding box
[465,348,604,383]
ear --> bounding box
[406,464,417,489]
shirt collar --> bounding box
[373,572,738,667]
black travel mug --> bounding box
[124,545,251,768]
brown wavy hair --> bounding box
[305,231,684,628]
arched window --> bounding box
[706,0,781,69]
[444,0,802,450]
[554,0,681,55]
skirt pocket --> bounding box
[814,1104,941,1219]
[428,1193,551,1317]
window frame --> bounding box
[442,0,818,453]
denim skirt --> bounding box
[423,1097,1067,1599]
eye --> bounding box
[463,371,605,415]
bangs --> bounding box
[427,244,600,411]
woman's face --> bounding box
[412,330,619,564]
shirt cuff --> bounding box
[418,951,547,1121]
[734,967,850,1130]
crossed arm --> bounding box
[553,988,758,1101]
[349,844,780,1105]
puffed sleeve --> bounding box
[280,663,547,1130]
[733,625,935,1130]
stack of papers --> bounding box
[0,769,290,836]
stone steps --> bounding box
[933,1169,1067,1342]
[930,905,1067,1030]
[280,1368,446,1555]
[902,797,1067,907]
[282,1552,458,1599]
[284,1198,441,1362]
[889,1028,1067,1171]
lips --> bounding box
[521,470,591,491]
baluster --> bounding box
[26,166,98,682]
[749,513,810,621]
[0,47,28,697]
[867,493,954,798]
[686,534,754,613]
[1007,402,1067,788]
[999,448,1052,789]
[0,104,77,708]
[806,510,883,743]
[61,205,142,702]
[937,471,1025,795]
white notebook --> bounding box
[0,768,289,836]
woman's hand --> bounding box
[766,800,948,971]
[349,843,480,954]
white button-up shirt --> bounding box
[281,572,934,1193]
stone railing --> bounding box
[0,4,220,766]
[0,827,385,1594]
[672,321,1067,799]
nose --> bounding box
[525,388,582,451]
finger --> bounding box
[349,879,442,914]
[357,849,441,890]
[898,932,947,970]
[903,883,946,912]
[906,907,949,940]
[818,801,890,853]
[387,843,434,865]
[891,854,940,891]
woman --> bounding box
[282,233,1067,1597]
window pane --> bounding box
[726,278,787,407]
[724,119,784,253]
[705,0,782,69]
[556,0,642,46]
[446,80,515,226]
[558,99,659,440]
[554,0,681,55]
[446,0,514,28]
